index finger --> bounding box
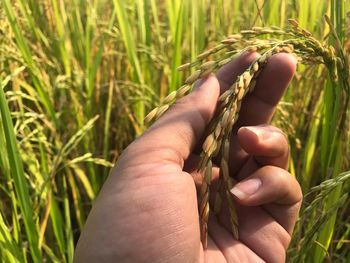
[234,53,296,127]
[217,52,296,127]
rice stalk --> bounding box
[0,78,41,261]
[289,193,348,262]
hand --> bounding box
[74,53,302,263]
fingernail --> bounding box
[243,126,272,141]
[230,178,262,200]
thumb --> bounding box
[131,75,220,166]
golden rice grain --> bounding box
[162,91,177,104]
[185,70,201,84]
[144,107,158,123]
[155,105,169,119]
[177,62,191,71]
[176,85,191,98]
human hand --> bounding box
[74,52,302,263]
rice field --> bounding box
[0,0,349,262]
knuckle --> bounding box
[261,165,291,185]
[293,177,303,202]
[262,165,290,177]
[271,126,288,142]
[263,125,287,139]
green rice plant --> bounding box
[288,171,350,262]
[113,0,145,131]
[2,0,57,126]
[0,211,24,262]
[310,2,349,261]
[1,0,350,261]
[0,78,41,261]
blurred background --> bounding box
[0,0,349,262]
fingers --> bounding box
[231,166,302,205]
[237,125,289,169]
[230,165,302,233]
